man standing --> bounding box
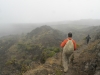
[60,32,77,73]
[86,35,91,44]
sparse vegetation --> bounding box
[0,25,100,75]
[54,68,62,75]
[40,47,60,64]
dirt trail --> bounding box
[23,43,91,75]
[74,45,88,59]
[63,44,89,75]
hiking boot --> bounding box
[64,68,68,73]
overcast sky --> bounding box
[0,0,100,24]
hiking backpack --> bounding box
[63,39,74,54]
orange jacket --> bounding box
[60,38,77,50]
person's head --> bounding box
[68,32,72,37]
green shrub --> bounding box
[40,48,58,64]
[48,51,55,57]
[53,48,60,53]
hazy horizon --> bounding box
[0,0,100,24]
[0,0,100,37]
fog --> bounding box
[0,0,100,24]
[0,0,100,37]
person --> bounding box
[86,34,91,44]
[60,32,77,73]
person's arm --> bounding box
[60,40,67,48]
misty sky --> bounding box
[0,0,100,24]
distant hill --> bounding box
[50,24,89,42]
[82,26,100,40]
[27,25,64,46]
[0,24,86,37]
[0,25,65,75]
[45,19,100,26]
[0,19,100,37]
[45,19,100,41]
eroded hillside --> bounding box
[0,25,65,75]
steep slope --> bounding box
[0,25,65,75]
[0,35,20,74]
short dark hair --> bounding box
[68,32,72,37]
